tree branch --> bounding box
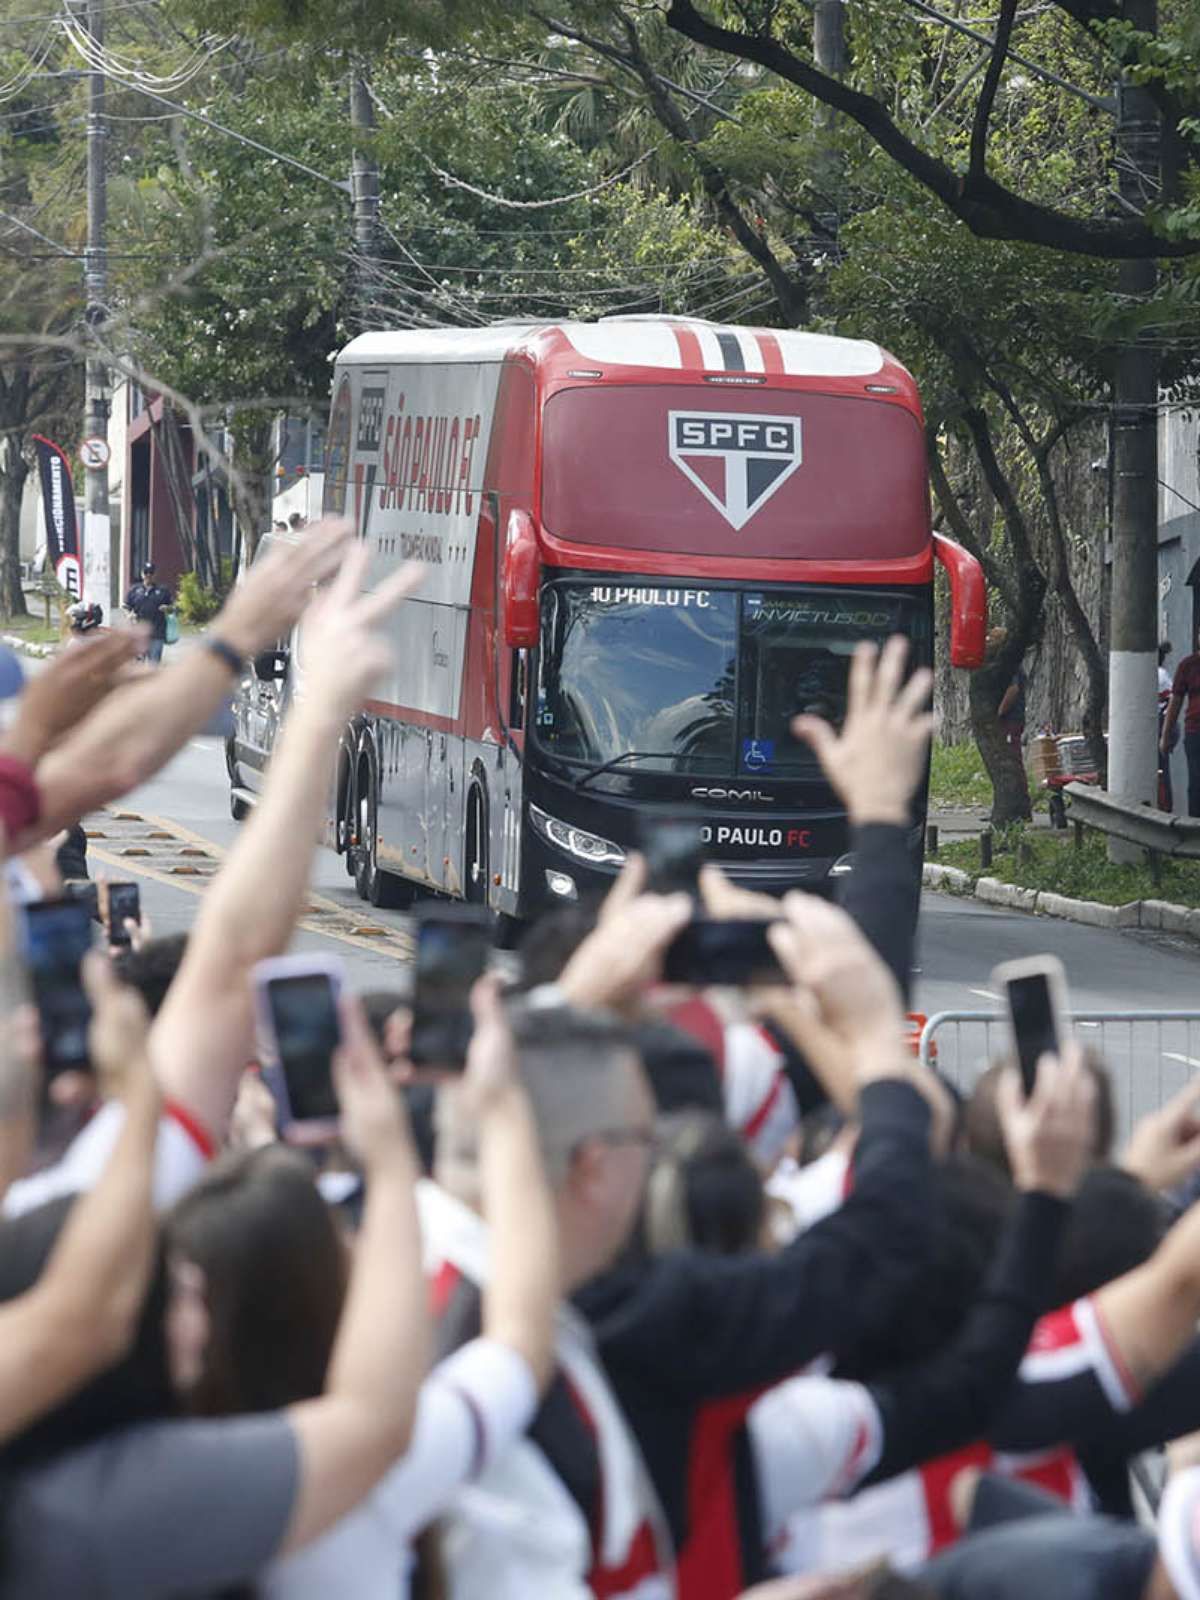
[969,0,1019,183]
[927,424,1017,613]
[665,0,1200,258]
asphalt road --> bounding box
[106,735,1200,1141]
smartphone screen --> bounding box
[641,818,706,897]
[105,883,140,948]
[409,911,492,1069]
[1006,972,1060,1096]
[662,918,786,987]
[266,973,342,1123]
[22,898,94,1075]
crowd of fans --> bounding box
[1,517,1200,1599]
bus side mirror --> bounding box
[933,533,987,668]
[253,649,289,682]
[502,509,540,649]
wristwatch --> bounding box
[204,637,245,676]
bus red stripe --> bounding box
[756,332,785,374]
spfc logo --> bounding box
[668,412,802,531]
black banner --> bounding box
[32,434,80,598]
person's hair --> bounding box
[632,1021,723,1116]
[514,902,601,990]
[1160,641,1173,666]
[112,933,189,1017]
[436,1003,642,1192]
[643,1112,764,1256]
[965,1052,1115,1176]
[835,1153,1016,1379]
[1050,1164,1167,1306]
[0,1196,173,1471]
[164,1145,347,1417]
[288,512,304,528]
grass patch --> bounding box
[929,739,1046,813]
[0,611,63,646]
[933,826,1200,909]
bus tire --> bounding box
[353,755,412,910]
[230,792,250,822]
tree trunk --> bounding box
[0,433,30,619]
[970,661,1031,823]
[230,412,274,566]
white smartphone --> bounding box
[991,954,1071,1098]
[252,954,346,1141]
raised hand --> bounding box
[1120,1077,1200,1193]
[791,635,933,827]
[995,1042,1097,1199]
[3,629,144,765]
[333,993,413,1172]
[297,542,424,723]
[212,518,359,658]
[85,951,152,1102]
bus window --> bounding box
[736,589,929,775]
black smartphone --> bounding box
[640,816,706,897]
[409,907,493,1069]
[663,917,786,987]
[994,955,1069,1096]
[21,897,95,1076]
[102,882,140,948]
[254,957,345,1135]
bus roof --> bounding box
[338,318,901,384]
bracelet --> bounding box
[204,637,245,677]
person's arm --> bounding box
[1162,690,1184,753]
[790,636,933,1002]
[19,520,358,847]
[598,897,939,1394]
[278,995,428,1555]
[153,544,422,1139]
[470,976,559,1388]
[998,682,1019,719]
[0,958,160,1442]
[862,1048,1095,1485]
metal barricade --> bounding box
[919,1010,1200,1144]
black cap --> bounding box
[141,561,156,576]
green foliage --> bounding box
[175,572,222,624]
[929,740,994,809]
[938,828,1200,909]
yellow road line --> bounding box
[88,836,412,963]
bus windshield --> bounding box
[534,580,930,779]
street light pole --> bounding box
[349,65,380,330]
[1106,0,1160,857]
[80,0,114,612]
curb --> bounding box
[2,634,55,659]
[922,863,1198,941]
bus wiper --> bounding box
[573,750,674,791]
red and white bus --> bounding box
[227,318,985,914]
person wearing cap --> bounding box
[123,562,173,664]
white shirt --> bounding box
[265,1339,539,1600]
[4,1101,210,1217]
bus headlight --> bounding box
[829,854,854,877]
[529,805,626,868]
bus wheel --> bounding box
[230,792,249,822]
[465,788,488,906]
[353,759,411,910]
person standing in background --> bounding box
[1159,641,1176,811]
[1160,629,1200,817]
[123,563,173,666]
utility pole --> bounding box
[80,0,114,613]
[1106,0,1160,858]
[349,66,380,331]
[812,0,845,245]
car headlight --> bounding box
[529,805,626,868]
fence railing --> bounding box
[919,1009,1200,1143]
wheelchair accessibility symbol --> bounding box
[742,739,774,772]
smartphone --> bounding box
[663,917,786,987]
[993,954,1070,1096]
[409,907,493,1070]
[100,882,140,948]
[21,897,95,1076]
[640,816,706,897]
[253,955,346,1138]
